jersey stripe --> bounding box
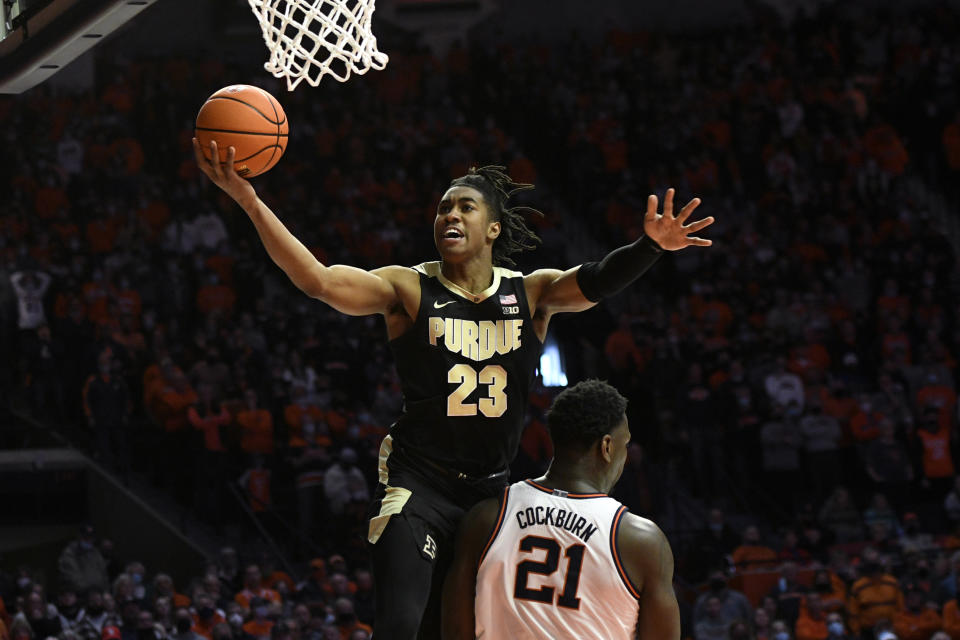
[478,485,511,565]
[609,506,642,600]
[524,479,608,499]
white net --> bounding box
[248,0,389,90]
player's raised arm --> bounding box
[193,139,406,316]
[528,188,714,317]
[619,514,681,640]
[441,497,501,640]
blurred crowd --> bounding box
[0,525,374,640]
[2,1,960,639]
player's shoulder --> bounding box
[618,512,668,549]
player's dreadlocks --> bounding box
[449,165,542,266]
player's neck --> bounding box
[439,257,494,296]
[538,464,607,496]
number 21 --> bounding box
[514,535,585,610]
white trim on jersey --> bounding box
[413,261,524,304]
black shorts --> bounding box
[367,435,508,559]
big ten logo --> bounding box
[423,534,438,560]
[501,305,520,315]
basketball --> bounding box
[195,84,288,178]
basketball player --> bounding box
[193,140,711,639]
[442,379,679,639]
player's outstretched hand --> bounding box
[193,138,257,207]
[643,188,714,251]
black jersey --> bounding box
[387,262,542,476]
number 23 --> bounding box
[447,364,507,418]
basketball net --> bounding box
[248,0,389,90]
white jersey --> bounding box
[475,480,640,639]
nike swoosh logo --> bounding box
[434,300,456,309]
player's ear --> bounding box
[600,434,614,463]
[487,220,501,240]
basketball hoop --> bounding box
[247,0,389,90]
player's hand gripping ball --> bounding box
[195,84,289,178]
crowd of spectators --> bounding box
[0,525,374,640]
[2,1,960,639]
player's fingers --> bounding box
[209,141,223,179]
[676,197,702,223]
[192,138,212,174]
[224,146,237,178]
[683,216,715,233]
[664,188,675,217]
[646,194,658,220]
[686,237,713,247]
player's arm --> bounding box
[441,497,502,640]
[193,139,407,316]
[618,513,681,640]
[527,189,713,315]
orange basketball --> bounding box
[195,84,288,178]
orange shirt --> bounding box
[157,387,199,432]
[246,468,271,512]
[235,588,281,610]
[918,425,954,478]
[196,284,237,316]
[892,609,941,640]
[941,599,960,638]
[943,122,960,170]
[794,611,828,640]
[237,409,274,454]
[242,619,274,639]
[261,571,295,594]
[848,575,903,633]
[731,544,779,571]
[191,612,226,639]
[338,621,373,640]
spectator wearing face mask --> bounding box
[55,588,84,632]
[769,619,792,640]
[847,549,903,636]
[693,571,753,632]
[891,586,940,640]
[76,591,119,640]
[332,599,369,640]
[823,613,848,639]
[190,593,225,639]
[172,609,203,640]
[58,527,108,594]
[241,599,273,640]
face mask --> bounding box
[198,607,214,620]
[254,607,268,619]
[335,612,355,625]
[774,633,790,640]
[131,574,142,585]
[815,582,832,593]
[176,620,192,634]
[828,622,844,635]
[229,614,243,627]
[708,523,723,532]
[709,578,726,592]
[80,541,94,551]
[17,577,31,589]
[87,606,104,616]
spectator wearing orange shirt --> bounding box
[333,598,372,640]
[234,567,281,612]
[603,314,643,374]
[794,593,829,640]
[190,593,225,639]
[240,598,273,640]
[196,273,236,318]
[236,389,274,456]
[847,548,904,636]
[892,586,941,640]
[188,384,231,525]
[731,525,779,572]
[915,406,955,495]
